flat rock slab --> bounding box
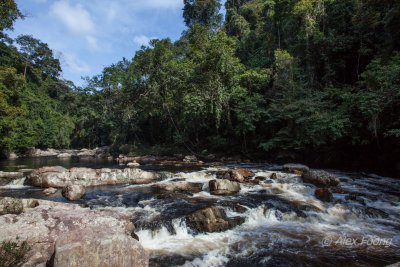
[28,166,159,188]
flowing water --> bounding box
[0,158,399,267]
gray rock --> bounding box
[151,182,203,193]
[43,187,58,195]
[209,179,240,195]
[8,152,18,159]
[62,185,86,201]
[53,229,148,267]
[0,197,24,215]
[0,171,23,179]
[28,166,159,188]
[302,170,340,187]
[0,203,147,267]
[183,155,197,162]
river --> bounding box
[0,157,399,266]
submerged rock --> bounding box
[185,206,245,233]
[302,170,340,187]
[43,187,58,195]
[62,185,86,201]
[314,188,333,202]
[151,182,203,193]
[209,179,240,195]
[0,203,148,267]
[283,163,310,174]
[28,166,159,188]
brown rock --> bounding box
[209,179,240,195]
[283,163,310,174]
[62,185,85,201]
[185,206,245,233]
[151,182,203,193]
[314,188,333,202]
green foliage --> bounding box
[1,0,399,172]
[0,237,31,267]
[0,0,24,31]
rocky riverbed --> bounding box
[0,157,399,266]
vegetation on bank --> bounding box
[0,237,31,267]
[0,0,399,174]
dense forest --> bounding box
[1,0,399,175]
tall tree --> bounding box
[183,0,223,29]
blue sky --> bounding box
[7,0,187,86]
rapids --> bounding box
[0,161,399,266]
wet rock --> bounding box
[283,163,310,174]
[183,155,197,162]
[0,171,23,179]
[43,187,58,195]
[185,206,245,233]
[127,162,140,168]
[57,153,72,158]
[314,188,333,202]
[0,197,24,215]
[331,185,345,194]
[204,154,216,160]
[18,169,34,173]
[365,207,389,218]
[28,166,159,188]
[220,169,255,183]
[77,148,96,157]
[248,177,262,184]
[209,179,240,195]
[270,173,278,179]
[0,203,147,267]
[53,229,148,267]
[8,152,18,159]
[62,185,85,201]
[151,182,203,193]
[302,170,340,187]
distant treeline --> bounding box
[1,0,399,175]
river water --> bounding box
[0,158,399,267]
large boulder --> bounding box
[314,188,333,202]
[185,206,245,233]
[302,170,340,187]
[28,166,159,188]
[62,185,85,201]
[209,179,240,195]
[283,163,310,174]
[53,229,148,267]
[0,203,148,267]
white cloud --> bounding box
[62,53,90,74]
[133,35,156,46]
[86,36,99,50]
[51,1,95,36]
[137,0,182,9]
